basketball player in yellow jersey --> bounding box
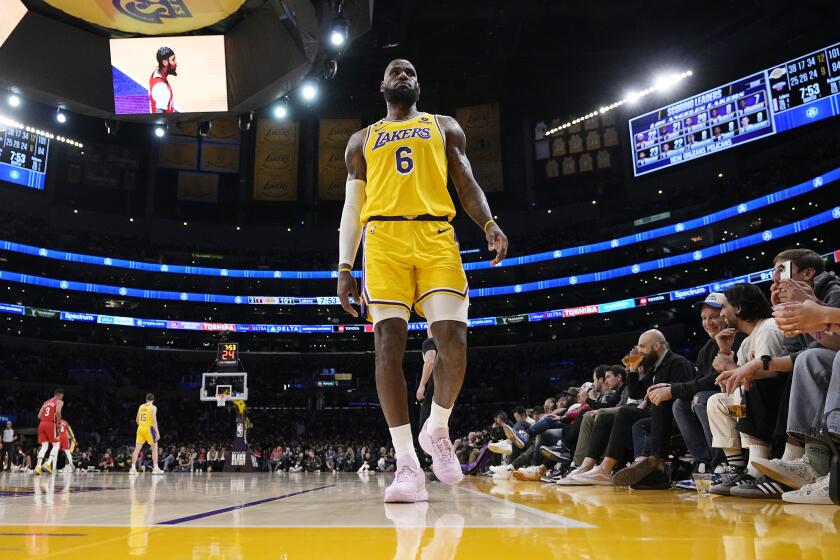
[337,59,508,502]
[129,393,164,475]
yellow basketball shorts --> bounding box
[361,220,468,321]
[136,426,157,445]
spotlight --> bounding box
[56,110,67,124]
[104,119,120,136]
[300,81,318,102]
[329,15,348,47]
[238,111,254,132]
[8,94,21,108]
[273,101,288,119]
[197,120,212,137]
[654,73,683,92]
[154,125,167,138]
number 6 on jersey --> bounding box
[395,146,414,175]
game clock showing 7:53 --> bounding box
[217,342,239,366]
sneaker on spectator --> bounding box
[613,457,660,487]
[556,465,592,486]
[540,444,571,462]
[711,467,754,496]
[489,440,512,455]
[730,476,792,499]
[570,468,614,486]
[675,479,696,491]
[384,457,428,503]
[489,464,513,473]
[751,456,820,490]
[501,423,528,449]
[781,475,832,505]
[512,465,546,481]
[630,469,671,490]
[418,420,464,485]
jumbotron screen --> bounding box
[0,125,49,190]
[109,36,228,115]
[630,40,840,176]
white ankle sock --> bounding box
[389,424,420,468]
[781,443,805,462]
[428,401,452,433]
[48,446,59,467]
[747,444,769,478]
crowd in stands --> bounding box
[476,248,840,506]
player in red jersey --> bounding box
[34,388,63,475]
[149,46,178,113]
[45,418,76,473]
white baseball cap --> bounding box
[693,292,726,310]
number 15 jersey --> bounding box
[360,113,455,224]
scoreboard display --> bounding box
[0,125,49,190]
[630,41,840,176]
[217,342,239,366]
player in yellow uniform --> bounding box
[129,393,164,475]
[337,59,508,502]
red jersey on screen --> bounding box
[149,70,174,113]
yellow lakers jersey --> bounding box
[361,113,455,223]
[137,403,153,428]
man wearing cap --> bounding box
[615,293,742,487]
[149,46,179,113]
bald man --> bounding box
[561,329,694,487]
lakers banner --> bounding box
[318,119,360,200]
[253,119,298,201]
[177,171,218,202]
[207,118,240,143]
[200,141,239,173]
[44,1,245,34]
[455,103,504,192]
[158,137,198,170]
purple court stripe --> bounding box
[157,484,335,526]
[0,533,86,537]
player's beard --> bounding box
[383,85,419,106]
[168,67,177,76]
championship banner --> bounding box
[456,103,504,192]
[318,119,360,200]
[44,1,245,35]
[158,136,198,170]
[253,119,298,201]
[200,141,239,173]
[177,171,218,202]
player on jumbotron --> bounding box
[34,388,63,475]
[149,46,179,113]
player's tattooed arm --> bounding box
[440,116,508,265]
[345,129,368,182]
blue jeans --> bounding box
[632,418,652,458]
[527,416,563,437]
[673,391,722,468]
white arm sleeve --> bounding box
[338,179,366,268]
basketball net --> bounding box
[216,394,226,407]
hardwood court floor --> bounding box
[0,471,837,558]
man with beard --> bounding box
[612,294,742,488]
[337,59,508,503]
[560,330,693,486]
[149,46,178,113]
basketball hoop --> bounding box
[216,394,226,408]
